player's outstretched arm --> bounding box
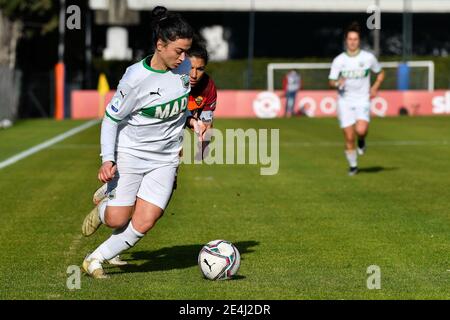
[370,70,385,98]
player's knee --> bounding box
[137,216,158,231]
[133,211,163,233]
[104,215,128,229]
[356,128,367,137]
[104,208,131,229]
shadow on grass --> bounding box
[107,240,259,275]
[358,166,399,174]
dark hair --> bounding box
[187,36,209,65]
[151,6,194,46]
[344,21,361,38]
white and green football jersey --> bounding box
[329,49,382,103]
[102,56,191,163]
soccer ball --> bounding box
[198,240,240,280]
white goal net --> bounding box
[267,61,435,92]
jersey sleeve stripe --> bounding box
[105,110,121,123]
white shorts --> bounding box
[337,100,370,128]
[106,152,177,210]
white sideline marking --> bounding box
[0,120,100,170]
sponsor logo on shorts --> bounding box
[108,189,116,200]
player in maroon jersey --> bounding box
[185,41,217,161]
[187,43,217,134]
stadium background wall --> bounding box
[71,90,450,119]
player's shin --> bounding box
[357,138,366,155]
[345,149,358,168]
[88,221,144,262]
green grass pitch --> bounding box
[0,116,450,299]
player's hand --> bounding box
[98,161,117,183]
[198,120,213,160]
[337,77,346,89]
[198,120,212,141]
[188,117,203,142]
[370,87,378,99]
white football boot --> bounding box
[357,146,366,156]
[106,255,128,266]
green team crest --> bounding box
[181,74,190,89]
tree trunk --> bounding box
[0,10,22,122]
[0,10,22,69]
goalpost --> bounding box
[267,61,435,92]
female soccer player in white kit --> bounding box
[328,22,385,176]
[81,7,199,278]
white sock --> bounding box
[88,221,144,262]
[345,150,358,168]
[98,200,107,225]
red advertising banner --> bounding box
[71,90,450,119]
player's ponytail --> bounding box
[151,6,168,22]
[151,6,194,47]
